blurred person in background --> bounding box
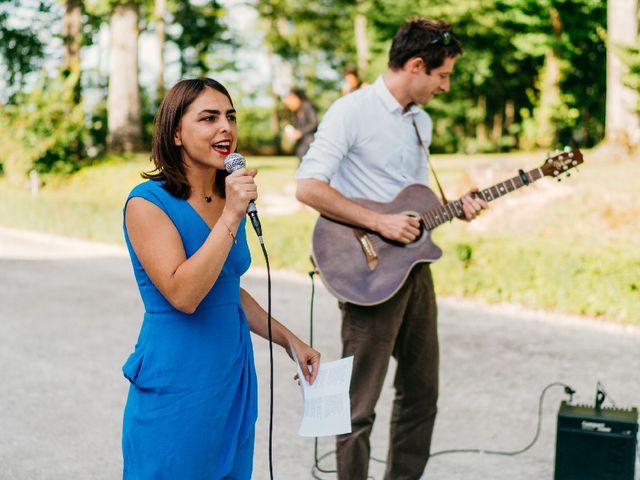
[283,88,318,164]
[341,65,363,96]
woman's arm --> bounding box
[125,169,257,314]
[240,288,320,384]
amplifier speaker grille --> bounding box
[554,401,638,480]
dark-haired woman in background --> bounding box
[121,77,320,479]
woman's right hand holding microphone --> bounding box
[223,168,258,222]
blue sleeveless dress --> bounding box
[121,180,258,479]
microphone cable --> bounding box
[307,270,391,479]
[227,153,273,477]
[259,240,275,480]
[307,270,341,480]
[429,382,575,458]
[305,273,585,478]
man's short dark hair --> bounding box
[388,17,463,73]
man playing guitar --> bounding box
[296,17,487,480]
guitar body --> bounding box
[311,184,443,306]
[310,148,584,306]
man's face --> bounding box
[409,56,456,105]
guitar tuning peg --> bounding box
[555,148,561,154]
[546,151,552,160]
[564,146,571,152]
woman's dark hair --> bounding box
[388,17,463,73]
[143,77,234,199]
[344,65,361,86]
[289,88,309,102]
[344,65,359,77]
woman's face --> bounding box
[284,93,302,112]
[174,87,237,170]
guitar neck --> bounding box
[421,166,544,230]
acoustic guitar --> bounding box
[311,148,584,306]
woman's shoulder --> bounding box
[129,179,163,196]
[126,180,179,212]
[128,179,173,201]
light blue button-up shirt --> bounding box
[296,76,431,202]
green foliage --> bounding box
[455,242,473,267]
[0,153,637,325]
[0,0,58,101]
[237,104,279,155]
[621,42,640,113]
[162,0,231,78]
[0,71,98,184]
[369,0,606,152]
[553,0,607,147]
[432,231,640,323]
[0,0,613,163]
[256,0,357,88]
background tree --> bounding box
[353,0,370,78]
[168,0,229,79]
[153,0,166,101]
[0,0,54,102]
[107,0,143,153]
[61,0,82,107]
[368,0,606,152]
[606,0,640,149]
[62,0,82,75]
[256,0,356,93]
[254,0,362,151]
[0,0,618,172]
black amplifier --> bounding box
[554,400,638,480]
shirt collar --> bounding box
[373,76,421,117]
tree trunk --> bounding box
[354,1,369,79]
[107,2,143,153]
[534,8,562,149]
[476,95,488,146]
[62,0,82,104]
[606,0,640,149]
[505,100,515,129]
[265,34,282,153]
[62,0,82,75]
[491,111,503,145]
[154,0,167,103]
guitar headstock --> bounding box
[540,147,584,179]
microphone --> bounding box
[224,152,263,243]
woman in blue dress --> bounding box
[121,77,320,479]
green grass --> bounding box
[1,151,638,324]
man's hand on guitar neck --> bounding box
[460,188,488,221]
[373,212,422,244]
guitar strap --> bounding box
[412,116,449,204]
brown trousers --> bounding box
[336,263,439,480]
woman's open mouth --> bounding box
[212,141,231,156]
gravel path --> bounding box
[1,226,638,479]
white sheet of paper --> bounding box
[296,356,354,437]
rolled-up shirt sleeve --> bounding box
[296,98,355,183]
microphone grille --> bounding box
[224,152,245,173]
